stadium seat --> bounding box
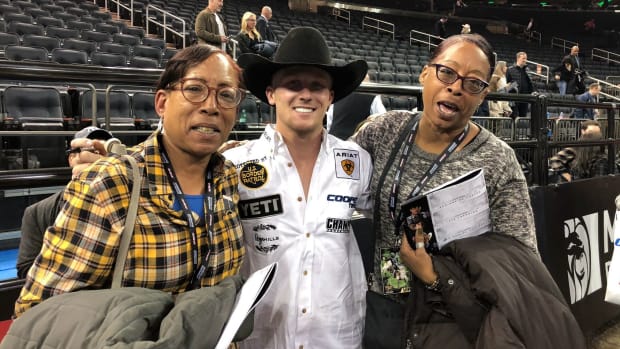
[45,26,79,40]
[4,13,33,24]
[66,7,88,17]
[129,56,159,68]
[81,89,135,130]
[22,34,60,53]
[142,37,166,49]
[53,12,79,23]
[90,51,127,67]
[95,22,120,35]
[26,8,51,19]
[3,86,64,130]
[41,4,64,13]
[132,44,161,61]
[123,26,145,39]
[113,33,141,46]
[80,15,103,26]
[81,30,112,44]
[0,32,19,51]
[62,38,97,56]
[238,95,260,124]
[5,45,48,62]
[8,22,44,36]
[99,42,132,57]
[51,47,88,64]
[36,16,63,28]
[66,20,93,31]
[132,91,159,129]
[395,73,412,85]
[378,71,395,84]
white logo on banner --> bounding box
[564,211,615,304]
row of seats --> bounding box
[2,42,177,68]
[0,85,274,132]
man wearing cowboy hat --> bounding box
[224,27,372,348]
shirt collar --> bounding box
[261,124,329,157]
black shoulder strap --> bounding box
[372,112,420,235]
[358,112,419,278]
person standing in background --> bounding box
[506,51,535,118]
[256,6,277,43]
[326,74,387,140]
[435,16,448,39]
[195,0,229,53]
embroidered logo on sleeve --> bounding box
[239,161,268,189]
[333,149,360,180]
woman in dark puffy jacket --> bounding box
[236,12,277,59]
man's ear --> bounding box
[266,87,275,105]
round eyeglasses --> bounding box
[167,78,246,109]
[429,64,489,95]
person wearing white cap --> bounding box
[15,126,114,279]
[461,23,471,34]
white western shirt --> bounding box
[224,125,373,348]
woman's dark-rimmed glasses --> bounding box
[429,63,489,94]
[167,78,246,109]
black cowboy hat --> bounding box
[237,26,368,104]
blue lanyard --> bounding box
[160,143,215,290]
[388,117,469,231]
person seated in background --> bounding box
[461,23,471,34]
[548,120,610,182]
[326,73,387,140]
[488,60,512,117]
[14,44,246,317]
[16,126,113,279]
[573,82,601,119]
[236,11,277,59]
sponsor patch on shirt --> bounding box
[252,224,279,254]
[239,194,283,219]
[326,218,351,233]
[333,149,360,180]
[239,162,268,189]
[326,194,358,208]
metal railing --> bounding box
[409,29,441,51]
[592,48,620,66]
[585,76,620,102]
[145,5,186,48]
[526,59,550,84]
[362,16,395,40]
[525,30,542,46]
[551,37,579,52]
[331,7,350,27]
[107,0,135,27]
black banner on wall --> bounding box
[530,175,620,335]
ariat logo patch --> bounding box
[239,162,268,189]
[334,149,361,180]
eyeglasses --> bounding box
[429,64,489,94]
[167,78,246,109]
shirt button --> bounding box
[299,346,304,349]
[306,233,310,238]
[297,196,303,202]
[303,270,308,276]
[287,162,293,167]
[448,278,454,286]
[302,308,307,314]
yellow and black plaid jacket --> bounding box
[15,133,245,317]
